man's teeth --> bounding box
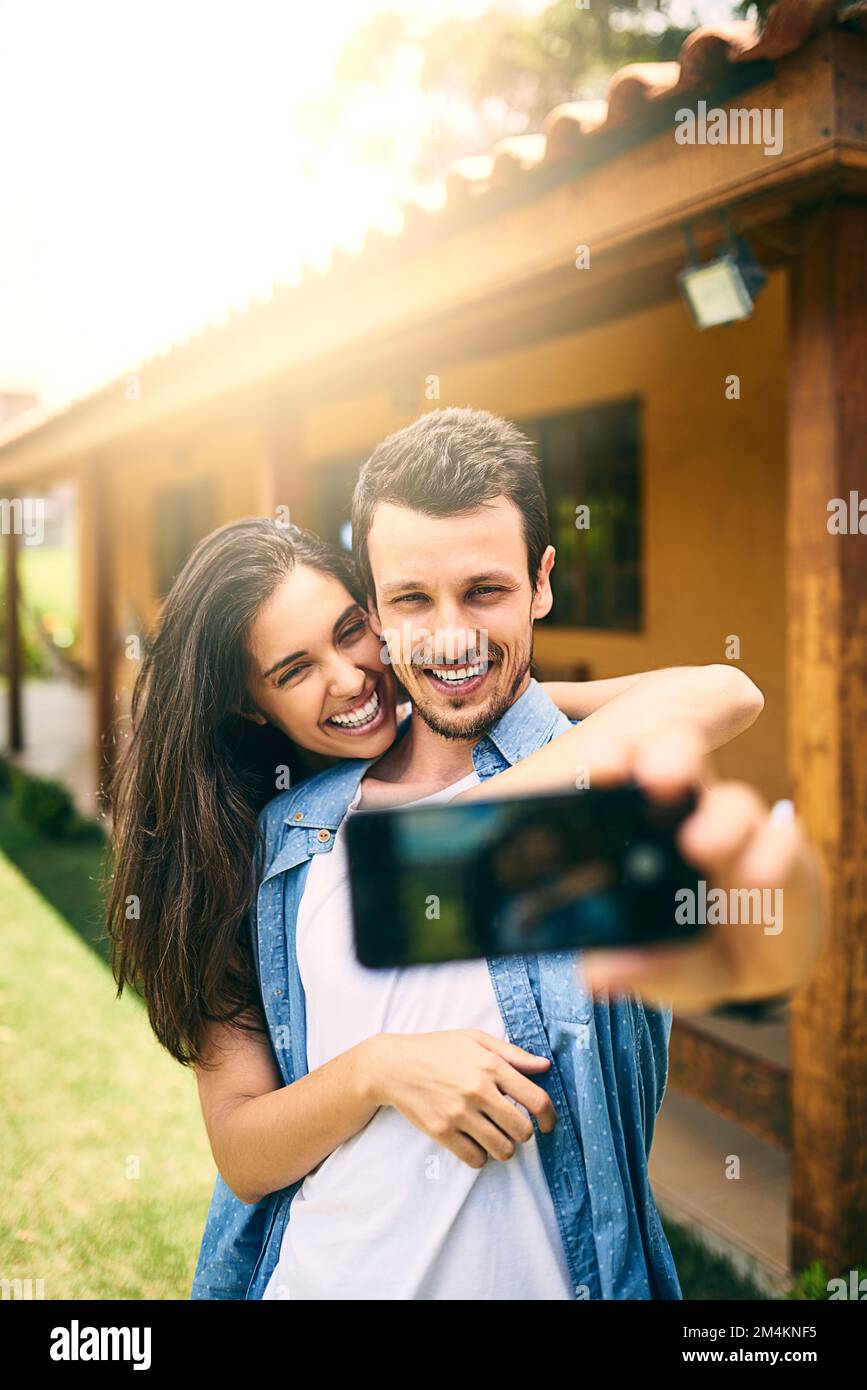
[329,689,380,728]
[429,662,485,684]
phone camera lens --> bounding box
[622,842,665,884]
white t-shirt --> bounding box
[263,769,574,1301]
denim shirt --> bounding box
[191,679,682,1301]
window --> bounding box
[153,477,216,598]
[520,400,642,631]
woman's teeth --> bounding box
[429,662,485,684]
[328,689,380,728]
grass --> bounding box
[19,544,79,632]
[0,838,215,1299]
[0,793,108,960]
[663,1218,769,1300]
[0,787,782,1302]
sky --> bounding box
[0,0,739,409]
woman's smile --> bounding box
[323,678,388,738]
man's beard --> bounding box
[408,636,534,742]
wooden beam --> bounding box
[4,503,23,751]
[668,1020,790,1150]
[787,200,867,1275]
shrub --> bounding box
[10,769,76,839]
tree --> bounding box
[323,1,703,184]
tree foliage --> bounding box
[331,1,706,181]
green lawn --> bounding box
[0,844,216,1299]
[0,792,771,1301]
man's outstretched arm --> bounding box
[540,664,763,750]
[458,663,763,804]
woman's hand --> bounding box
[362,1029,557,1168]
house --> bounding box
[1,0,865,1289]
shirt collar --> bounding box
[280,711,411,830]
[473,677,568,770]
[280,679,565,829]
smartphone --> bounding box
[347,784,704,968]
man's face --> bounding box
[366,497,555,741]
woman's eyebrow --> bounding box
[261,649,306,679]
[260,606,361,679]
[333,603,363,631]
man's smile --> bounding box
[421,658,493,700]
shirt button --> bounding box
[293,811,304,821]
[316,829,331,843]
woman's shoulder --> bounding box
[256,759,368,840]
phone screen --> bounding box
[347,785,704,968]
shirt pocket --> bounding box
[533,948,594,1022]
[530,950,594,1067]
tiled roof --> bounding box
[1,0,863,452]
[444,0,863,206]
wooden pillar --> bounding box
[787,202,867,1275]
[84,458,116,806]
[4,500,23,751]
[260,392,309,528]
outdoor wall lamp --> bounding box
[677,214,767,329]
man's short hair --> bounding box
[351,407,550,599]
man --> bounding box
[191,407,821,1301]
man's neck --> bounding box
[359,713,477,807]
[359,671,532,809]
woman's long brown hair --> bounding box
[106,516,364,1067]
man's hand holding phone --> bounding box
[578,721,825,1014]
[346,717,825,1018]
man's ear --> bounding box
[530,545,556,621]
[367,596,383,638]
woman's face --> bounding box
[245,564,398,759]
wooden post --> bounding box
[787,201,867,1275]
[4,499,23,751]
[261,393,308,528]
[85,457,116,807]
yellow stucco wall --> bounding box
[304,271,789,802]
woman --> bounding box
[107,516,763,1292]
